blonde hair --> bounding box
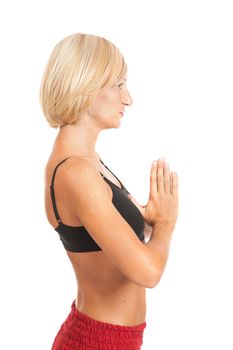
[39,33,127,128]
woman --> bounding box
[40,33,179,350]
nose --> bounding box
[122,88,133,106]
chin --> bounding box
[105,118,121,129]
[113,119,121,128]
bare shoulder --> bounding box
[54,155,110,208]
[60,155,105,184]
[45,155,97,184]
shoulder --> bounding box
[55,156,109,198]
[60,156,96,177]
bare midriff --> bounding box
[67,250,147,326]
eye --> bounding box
[117,81,127,88]
[112,79,127,88]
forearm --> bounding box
[145,223,175,286]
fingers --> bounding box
[151,158,177,195]
[150,160,158,193]
[171,171,179,197]
[157,158,165,193]
[164,161,171,193]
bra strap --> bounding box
[99,159,125,190]
[50,157,70,224]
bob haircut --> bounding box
[39,33,127,128]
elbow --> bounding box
[135,266,163,289]
[127,246,166,288]
[145,269,163,289]
[146,273,162,289]
[143,252,165,288]
[143,248,168,288]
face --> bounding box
[87,78,133,129]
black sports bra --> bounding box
[50,157,145,252]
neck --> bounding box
[54,120,102,161]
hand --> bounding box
[128,158,179,228]
[146,158,179,227]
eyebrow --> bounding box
[120,77,127,83]
[113,77,127,87]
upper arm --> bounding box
[59,158,156,288]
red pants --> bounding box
[51,300,147,350]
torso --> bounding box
[44,153,147,326]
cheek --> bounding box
[90,90,120,118]
[98,89,119,104]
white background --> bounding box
[0,0,232,349]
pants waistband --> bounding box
[71,299,147,332]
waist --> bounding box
[75,287,146,326]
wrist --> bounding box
[152,221,175,234]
